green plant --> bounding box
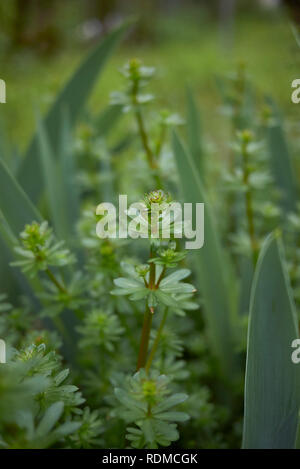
[114,369,189,448]
[0,23,299,450]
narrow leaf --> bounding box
[265,98,298,214]
[172,131,235,378]
[0,158,41,237]
[242,234,300,449]
[36,401,64,437]
[95,104,123,137]
[37,119,67,240]
[59,110,80,241]
[186,85,204,177]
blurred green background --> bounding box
[0,0,299,153]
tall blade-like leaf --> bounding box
[17,22,129,203]
[172,132,235,378]
[265,98,298,214]
[185,86,204,177]
[0,119,19,173]
[0,158,42,236]
[37,111,80,243]
[59,110,80,242]
[242,234,299,449]
[0,158,78,357]
[291,22,300,49]
[0,211,17,295]
[95,104,123,137]
[0,180,46,314]
[238,258,253,316]
[0,209,16,247]
[37,119,68,241]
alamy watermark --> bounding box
[0,80,7,363]
[0,339,6,364]
[291,79,300,103]
[0,79,6,103]
[291,339,300,363]
[95,194,204,250]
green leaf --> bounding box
[95,104,124,137]
[172,131,235,378]
[0,158,79,349]
[17,22,130,203]
[186,85,204,177]
[36,401,64,437]
[154,411,189,422]
[160,283,195,294]
[160,269,190,286]
[0,212,17,296]
[154,290,179,308]
[37,112,80,243]
[54,369,69,386]
[0,161,79,351]
[114,277,143,289]
[0,158,42,237]
[141,419,155,445]
[238,258,254,316]
[0,209,48,316]
[37,118,67,240]
[265,98,298,214]
[0,210,17,247]
[128,290,149,301]
[153,393,188,413]
[55,421,82,438]
[242,234,300,449]
[59,110,80,240]
[114,388,146,412]
[291,22,300,48]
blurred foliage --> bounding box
[1,1,299,153]
[0,1,300,450]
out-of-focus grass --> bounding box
[1,8,298,152]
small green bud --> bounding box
[144,190,172,208]
[142,379,158,404]
[238,129,254,144]
[21,221,51,252]
[135,264,150,278]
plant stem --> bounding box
[155,124,166,160]
[40,270,73,343]
[156,266,166,288]
[145,308,168,374]
[45,267,67,294]
[135,108,163,189]
[136,245,156,371]
[136,306,153,371]
[149,261,156,289]
[45,267,84,320]
[135,107,157,170]
[148,243,156,287]
[242,144,258,266]
[131,89,163,189]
